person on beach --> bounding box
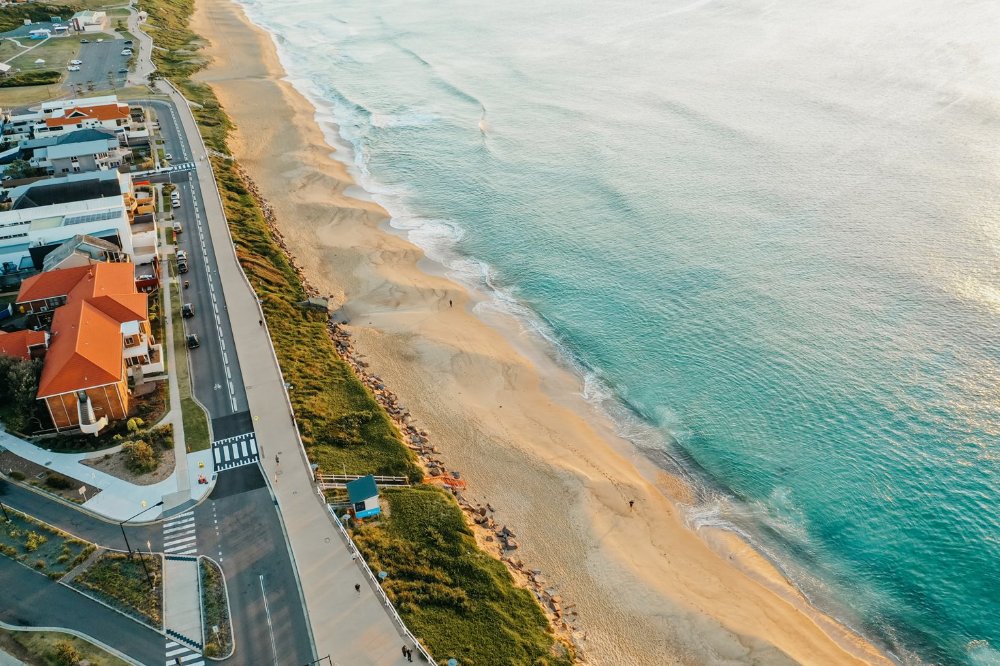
[355,583,361,594]
[449,299,453,307]
[629,500,635,510]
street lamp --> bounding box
[119,500,163,590]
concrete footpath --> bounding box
[156,81,425,663]
[163,557,203,649]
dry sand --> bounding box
[190,1,892,663]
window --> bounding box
[124,335,138,347]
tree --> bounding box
[4,158,38,180]
[0,356,42,433]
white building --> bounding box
[70,10,107,32]
[0,171,142,273]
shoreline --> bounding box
[189,1,894,663]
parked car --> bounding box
[124,39,134,46]
[69,59,82,65]
[186,334,200,349]
[178,260,189,274]
[121,49,132,56]
[182,303,195,318]
[172,221,183,234]
[176,250,187,262]
[67,65,80,72]
[118,68,128,74]
[172,199,181,209]
[164,153,173,161]
[79,38,89,43]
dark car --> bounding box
[80,38,89,43]
[118,68,128,74]
[186,334,200,349]
[124,39,133,45]
[182,303,195,318]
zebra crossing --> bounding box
[162,510,197,556]
[212,431,259,472]
[165,638,204,666]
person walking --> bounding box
[355,583,361,594]
[402,645,408,659]
[628,500,635,510]
[406,648,413,662]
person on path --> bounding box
[406,648,413,662]
[355,583,361,594]
[402,645,408,659]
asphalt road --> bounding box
[128,98,315,664]
[0,557,163,666]
[136,99,250,423]
[0,478,161,551]
[68,38,129,91]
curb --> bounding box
[198,554,235,660]
[61,551,165,636]
[0,619,143,666]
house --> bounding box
[9,127,130,175]
[2,97,126,145]
[42,234,128,272]
[70,10,107,33]
[0,329,48,361]
[0,170,152,275]
[346,475,381,519]
[15,262,162,434]
[33,102,132,140]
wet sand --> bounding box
[189,1,892,663]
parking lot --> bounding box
[66,37,131,90]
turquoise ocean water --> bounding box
[234,0,999,662]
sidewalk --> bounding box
[155,81,425,663]
[163,557,203,649]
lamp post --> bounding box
[119,500,163,590]
[0,500,10,522]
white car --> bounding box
[67,65,80,72]
[121,49,133,56]
[172,200,181,209]
[164,153,173,161]
[69,59,82,65]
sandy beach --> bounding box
[188,1,893,663]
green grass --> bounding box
[6,36,79,72]
[0,627,130,666]
[0,507,93,579]
[168,279,210,452]
[72,551,162,626]
[200,557,233,658]
[353,487,573,666]
[139,0,571,661]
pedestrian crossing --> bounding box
[162,510,197,556]
[212,431,259,472]
[165,638,204,666]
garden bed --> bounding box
[0,627,130,666]
[0,450,101,504]
[71,551,163,627]
[200,557,233,657]
[0,507,93,579]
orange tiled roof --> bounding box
[37,298,122,397]
[44,103,129,128]
[24,262,147,397]
[0,329,46,361]
[17,265,91,303]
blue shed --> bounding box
[347,475,381,519]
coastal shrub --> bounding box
[53,640,81,666]
[8,470,25,481]
[24,531,46,552]
[0,4,75,32]
[122,440,157,474]
[72,552,162,625]
[353,487,572,666]
[43,473,73,490]
[0,70,61,88]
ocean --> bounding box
[231,0,1000,662]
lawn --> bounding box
[200,557,233,658]
[0,507,93,579]
[71,551,162,627]
[0,81,63,107]
[6,36,79,72]
[352,487,572,666]
[168,279,210,452]
[0,627,130,666]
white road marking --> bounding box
[241,439,248,458]
[250,438,258,455]
[213,447,220,464]
[223,446,230,462]
[260,575,279,665]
